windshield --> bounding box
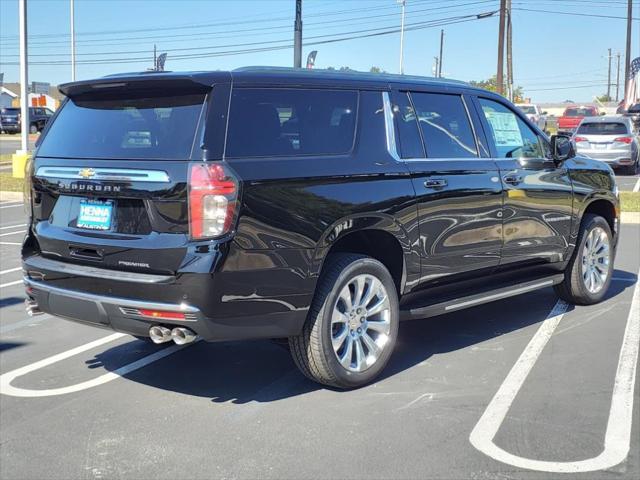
[577,122,628,135]
[518,106,536,114]
[37,94,205,160]
[1,108,20,115]
[564,107,595,117]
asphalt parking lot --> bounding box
[0,196,639,479]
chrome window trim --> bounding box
[35,166,170,183]
[382,91,401,162]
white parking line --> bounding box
[0,203,23,209]
[0,223,26,230]
[0,267,21,275]
[470,275,640,473]
[0,280,23,288]
[633,177,640,193]
[0,242,22,246]
[0,230,25,237]
[0,333,197,397]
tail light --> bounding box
[188,163,239,240]
[614,136,633,144]
[573,136,588,143]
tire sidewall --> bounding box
[572,215,614,303]
[318,258,399,388]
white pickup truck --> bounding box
[515,103,548,132]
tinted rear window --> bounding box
[225,88,357,158]
[1,108,19,114]
[577,122,628,135]
[564,107,595,117]
[517,106,536,114]
[37,94,205,160]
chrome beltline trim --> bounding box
[24,277,200,313]
[35,166,170,183]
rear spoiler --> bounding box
[59,72,231,98]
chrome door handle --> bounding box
[424,178,448,188]
[503,174,522,185]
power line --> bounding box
[512,6,639,20]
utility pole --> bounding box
[433,56,439,77]
[19,0,29,154]
[398,0,406,74]
[293,0,302,68]
[506,0,513,101]
[607,48,612,100]
[616,52,622,102]
[624,0,632,101]
[70,0,76,81]
[153,44,157,71]
[438,29,444,78]
[496,0,506,95]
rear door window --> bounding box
[37,94,206,160]
[225,88,357,158]
[393,92,425,158]
[409,92,478,158]
[478,98,544,159]
[577,122,628,135]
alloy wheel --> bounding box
[581,226,610,294]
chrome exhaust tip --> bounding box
[171,327,197,345]
[149,325,172,344]
[25,298,43,317]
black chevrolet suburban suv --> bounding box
[22,67,620,388]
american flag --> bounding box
[624,56,640,110]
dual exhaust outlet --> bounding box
[149,325,197,345]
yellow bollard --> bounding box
[11,152,30,179]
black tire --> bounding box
[554,214,614,305]
[289,253,399,389]
[626,154,639,175]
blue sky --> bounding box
[0,0,637,102]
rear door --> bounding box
[473,96,573,267]
[30,80,227,275]
[391,89,503,286]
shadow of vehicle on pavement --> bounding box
[86,270,636,404]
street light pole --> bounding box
[496,0,506,95]
[18,0,29,154]
[398,0,406,74]
[438,29,444,78]
[624,0,632,101]
[70,0,76,81]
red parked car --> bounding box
[558,105,601,133]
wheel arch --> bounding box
[311,213,411,296]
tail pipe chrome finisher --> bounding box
[25,298,43,317]
[149,325,172,344]
[171,327,197,345]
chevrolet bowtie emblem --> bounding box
[78,168,96,179]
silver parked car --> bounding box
[573,116,639,174]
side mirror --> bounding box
[550,133,575,163]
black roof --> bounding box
[59,66,483,97]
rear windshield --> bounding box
[1,108,19,115]
[225,88,358,158]
[564,107,595,117]
[517,106,536,114]
[37,94,205,160]
[577,122,628,135]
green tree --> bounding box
[369,66,386,73]
[469,75,523,100]
[596,94,612,103]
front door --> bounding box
[474,96,573,267]
[391,90,503,286]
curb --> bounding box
[621,212,640,224]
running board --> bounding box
[400,274,565,321]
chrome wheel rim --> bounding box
[331,274,391,373]
[581,226,610,294]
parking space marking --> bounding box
[0,230,25,237]
[0,203,23,209]
[0,267,21,275]
[0,242,22,246]
[470,276,640,473]
[0,280,23,288]
[0,333,196,397]
[0,223,26,230]
[633,177,640,193]
[0,314,50,334]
